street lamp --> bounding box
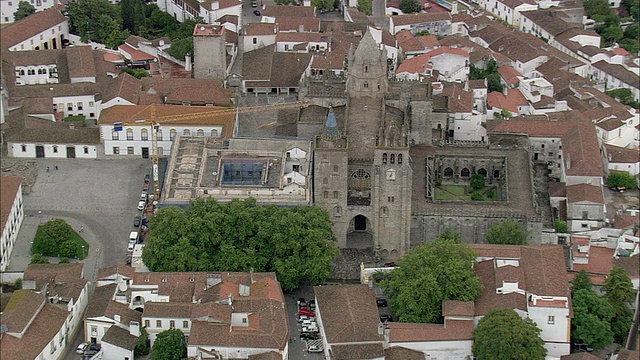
[81,245,85,259]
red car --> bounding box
[298,309,315,317]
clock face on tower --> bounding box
[386,169,396,181]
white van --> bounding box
[301,320,317,328]
[127,243,135,252]
[129,231,139,243]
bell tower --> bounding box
[346,31,388,99]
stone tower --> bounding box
[314,31,412,260]
[192,23,227,80]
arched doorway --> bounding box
[347,215,373,249]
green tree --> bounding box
[145,5,178,36]
[13,1,36,21]
[167,37,193,61]
[135,327,150,357]
[607,171,637,189]
[121,68,150,78]
[486,219,529,245]
[312,0,333,10]
[58,257,70,264]
[584,0,615,18]
[555,219,568,233]
[133,0,146,33]
[473,308,547,360]
[606,88,639,109]
[30,254,50,264]
[15,278,22,290]
[572,270,593,293]
[151,329,186,360]
[33,218,75,256]
[470,191,484,201]
[121,0,135,32]
[142,198,338,291]
[470,174,485,190]
[604,267,635,344]
[399,0,421,13]
[572,288,614,350]
[357,0,372,15]
[379,230,482,323]
[68,0,123,43]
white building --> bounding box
[477,0,537,27]
[84,283,143,345]
[0,176,23,271]
[98,104,235,158]
[396,47,470,83]
[603,144,640,176]
[157,0,242,25]
[0,7,68,51]
[243,22,277,52]
[0,0,59,24]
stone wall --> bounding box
[329,248,376,281]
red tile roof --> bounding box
[604,144,639,164]
[0,8,67,49]
[470,245,570,315]
[388,319,473,342]
[442,300,474,317]
[488,111,604,177]
[118,43,155,62]
[1,301,69,360]
[573,246,615,276]
[276,16,321,32]
[391,12,452,27]
[313,285,383,344]
[486,89,528,113]
[497,65,522,86]
[566,183,604,204]
[397,47,469,75]
[0,176,21,236]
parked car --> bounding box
[143,182,149,192]
[88,344,101,352]
[76,343,88,354]
[144,174,150,183]
[251,1,258,6]
[301,332,320,340]
[298,298,307,308]
[253,10,261,16]
[380,315,393,322]
[298,309,315,317]
[301,320,317,328]
[307,345,323,353]
[301,326,318,333]
[137,200,146,211]
[376,299,388,307]
[140,193,147,202]
[133,216,141,227]
[308,299,316,310]
[298,315,315,322]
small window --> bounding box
[113,147,119,154]
[323,191,328,199]
[333,191,339,199]
[210,129,218,137]
[323,177,328,185]
[112,131,119,140]
[582,211,588,220]
[170,320,175,329]
[398,154,403,164]
[170,129,177,140]
[547,315,555,325]
[253,38,257,44]
[141,129,148,141]
[196,129,204,136]
[183,129,190,136]
[83,147,89,154]
[156,320,161,328]
[183,321,188,328]
[21,144,27,152]
[67,103,72,111]
[333,165,338,172]
[382,153,387,164]
[127,147,134,155]
[145,320,150,327]
[88,101,94,107]
[126,129,134,140]
[242,318,247,323]
[77,102,83,110]
[53,145,58,153]
[390,154,395,164]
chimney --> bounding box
[228,293,233,305]
[129,321,140,337]
[566,154,571,169]
[185,53,192,72]
[114,314,121,323]
[299,24,304,32]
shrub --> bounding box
[470,174,485,190]
[555,219,568,233]
[607,171,636,189]
[470,192,484,201]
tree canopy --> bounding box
[400,0,421,13]
[604,267,635,344]
[572,288,614,350]
[470,60,503,93]
[142,198,338,291]
[151,329,186,360]
[486,219,529,245]
[13,1,36,21]
[357,0,372,15]
[572,270,594,293]
[473,308,547,360]
[32,218,88,259]
[379,230,482,323]
[607,171,637,189]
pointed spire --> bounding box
[322,106,339,140]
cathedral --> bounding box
[302,31,431,260]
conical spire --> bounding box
[323,106,339,140]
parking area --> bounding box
[285,286,325,359]
[7,158,151,281]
